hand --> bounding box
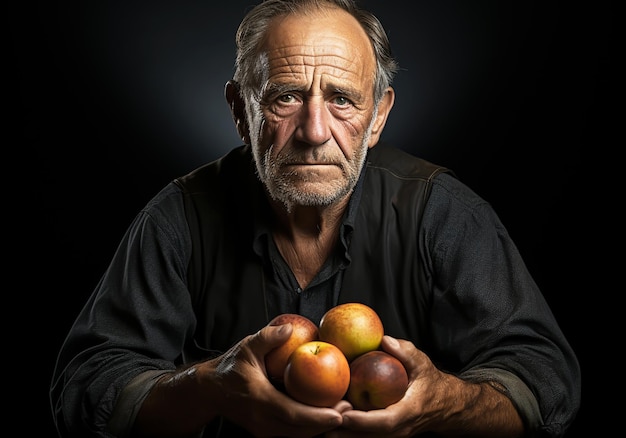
[324,335,434,437]
[207,322,345,437]
[325,336,523,438]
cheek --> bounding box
[333,118,370,156]
[262,112,298,145]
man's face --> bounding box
[247,8,379,211]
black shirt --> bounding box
[51,143,581,437]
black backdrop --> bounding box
[9,1,615,436]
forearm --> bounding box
[132,364,219,438]
[429,373,524,438]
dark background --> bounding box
[9,1,615,436]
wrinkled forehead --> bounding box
[261,8,376,92]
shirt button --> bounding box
[295,287,302,294]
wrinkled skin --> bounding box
[134,6,523,438]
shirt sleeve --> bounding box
[460,367,543,436]
[106,370,170,437]
[422,173,581,437]
[50,183,195,437]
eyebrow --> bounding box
[262,82,304,97]
[263,81,364,101]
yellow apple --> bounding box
[318,302,384,362]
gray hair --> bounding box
[233,0,399,104]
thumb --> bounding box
[380,335,413,364]
[380,334,402,355]
[250,322,294,355]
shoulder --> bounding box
[364,144,504,232]
[430,172,489,210]
[139,182,190,243]
[138,147,252,239]
[366,143,449,182]
[166,146,262,236]
[425,171,507,240]
[143,182,186,217]
[173,145,254,195]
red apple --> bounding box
[265,313,319,383]
[346,350,408,410]
[283,341,350,407]
[318,302,384,361]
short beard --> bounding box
[255,122,374,213]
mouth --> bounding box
[283,163,340,171]
[283,159,340,166]
[280,162,343,179]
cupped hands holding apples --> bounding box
[264,302,409,410]
[211,305,515,438]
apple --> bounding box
[283,341,350,407]
[265,313,319,383]
[318,302,384,361]
[346,350,408,410]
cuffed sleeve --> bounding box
[107,370,171,437]
[461,367,543,436]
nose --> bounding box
[296,98,332,146]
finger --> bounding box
[380,335,402,354]
[332,399,353,414]
[380,335,423,380]
[341,408,392,434]
[272,401,343,436]
[380,335,415,363]
[249,323,294,355]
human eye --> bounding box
[267,91,302,116]
[259,83,301,108]
[277,93,297,104]
[332,95,353,107]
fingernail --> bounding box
[276,323,291,335]
[384,335,399,348]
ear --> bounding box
[225,80,251,145]
[367,87,395,148]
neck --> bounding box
[269,195,350,289]
[270,196,349,239]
